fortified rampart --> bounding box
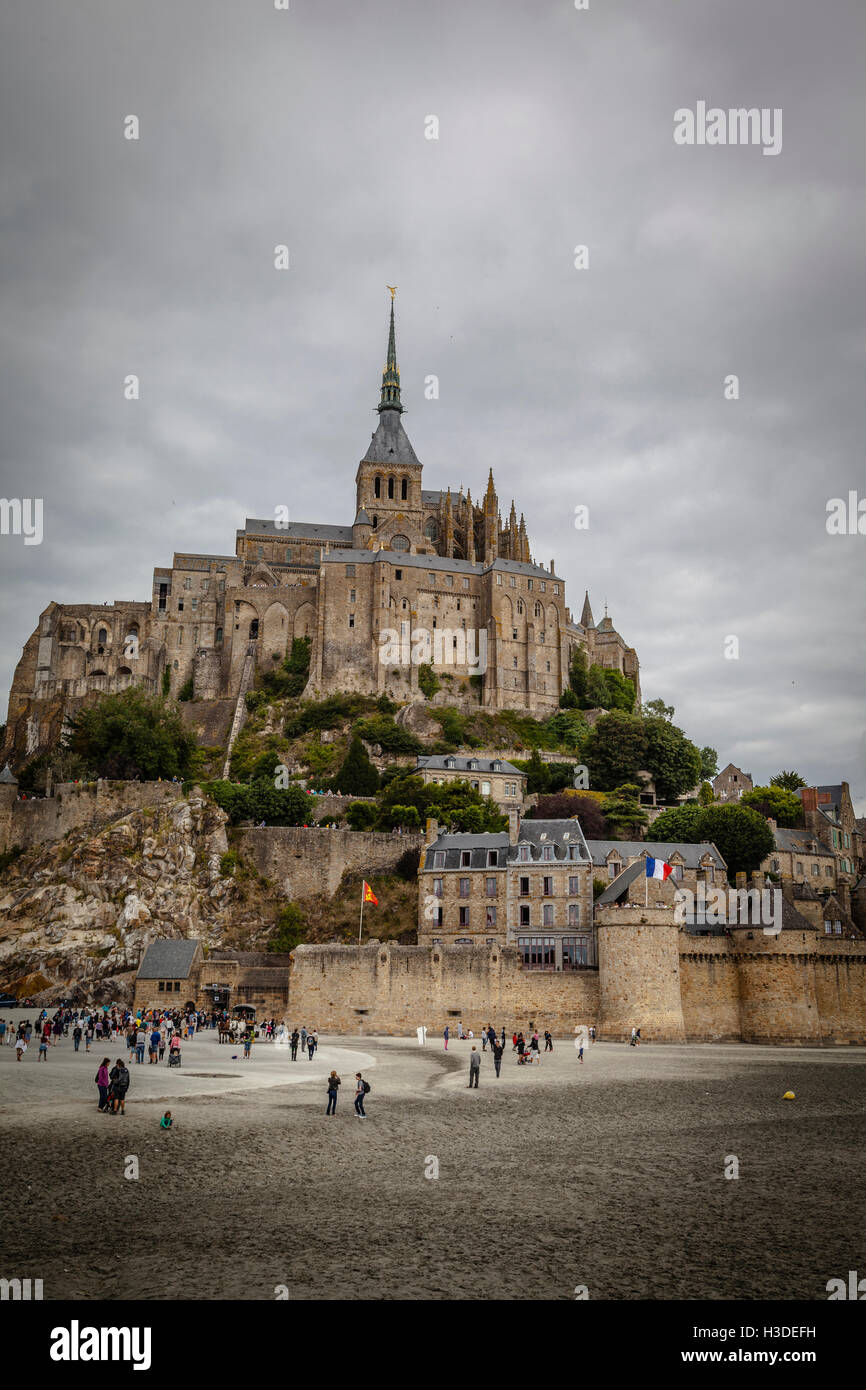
[234,826,424,898]
[0,780,181,853]
[289,919,866,1044]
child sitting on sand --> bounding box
[160,1111,173,1129]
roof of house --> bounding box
[417,754,524,777]
[586,840,727,870]
[136,939,201,980]
[773,828,834,857]
[239,520,355,543]
[423,819,591,871]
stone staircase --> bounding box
[221,642,257,780]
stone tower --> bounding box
[595,903,686,1041]
[354,292,425,551]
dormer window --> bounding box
[492,761,501,772]
[446,758,455,769]
[518,845,530,862]
[542,845,554,861]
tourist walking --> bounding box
[96,1058,111,1111]
[243,1028,253,1059]
[326,1070,341,1115]
[492,1038,503,1077]
[354,1072,368,1118]
[307,1032,315,1061]
[443,1025,449,1051]
[38,1034,48,1060]
[15,1037,26,1061]
[290,1029,299,1060]
[149,1027,160,1063]
[73,1023,82,1052]
[544,1030,553,1052]
[468,1046,480,1088]
[300,1026,307,1051]
[109,1059,130,1113]
[135,1026,146,1064]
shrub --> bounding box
[418,663,440,699]
[345,800,378,831]
[177,678,194,702]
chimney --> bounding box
[508,807,520,846]
[766,816,777,833]
[425,817,439,848]
[800,787,818,813]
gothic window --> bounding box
[534,602,542,618]
[216,628,223,644]
[98,628,108,646]
[372,516,378,529]
[391,535,410,552]
[517,599,524,614]
[374,476,381,498]
[401,477,408,500]
[388,477,395,499]
[249,619,259,639]
[424,519,438,544]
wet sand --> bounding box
[2,1025,865,1300]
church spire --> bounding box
[580,590,595,629]
[377,288,403,414]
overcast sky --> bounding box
[1,0,864,805]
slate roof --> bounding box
[586,840,727,871]
[0,763,17,784]
[136,939,201,980]
[773,828,834,857]
[417,755,524,777]
[423,819,591,871]
[362,409,421,467]
[239,520,355,543]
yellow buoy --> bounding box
[783,1091,795,1100]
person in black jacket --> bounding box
[290,1029,299,1061]
[492,1038,504,1077]
[109,1059,130,1114]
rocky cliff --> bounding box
[0,791,260,1005]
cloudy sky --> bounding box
[1,0,864,804]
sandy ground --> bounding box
[2,1013,865,1301]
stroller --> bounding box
[168,1045,182,1068]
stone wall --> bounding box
[1,780,182,852]
[288,925,866,1044]
[234,826,424,899]
[289,941,599,1035]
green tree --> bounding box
[417,663,440,699]
[269,903,306,952]
[333,735,379,796]
[691,804,774,879]
[650,803,774,880]
[770,770,807,792]
[698,781,715,806]
[741,785,802,828]
[205,780,312,826]
[545,709,587,751]
[345,800,378,831]
[585,666,611,710]
[699,746,719,781]
[583,711,648,791]
[601,784,649,839]
[567,646,588,703]
[643,717,702,802]
[642,698,674,721]
[647,804,704,842]
[524,747,551,795]
[64,687,197,781]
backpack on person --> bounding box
[362,1080,371,1094]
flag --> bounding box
[363,881,378,905]
[645,857,673,880]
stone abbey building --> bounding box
[2,297,639,765]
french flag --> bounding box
[645,856,673,880]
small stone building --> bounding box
[712,763,753,802]
[415,753,525,814]
[133,939,291,1017]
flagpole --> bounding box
[645,858,648,908]
[359,881,365,944]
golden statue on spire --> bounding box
[386,285,397,300]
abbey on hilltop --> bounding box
[2,295,639,766]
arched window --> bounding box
[517,599,524,615]
[249,619,259,639]
[372,515,378,529]
[534,602,542,618]
[98,628,108,646]
[424,518,438,543]
[401,477,408,500]
[123,626,139,659]
[216,627,223,644]
[374,476,381,498]
[388,476,395,499]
